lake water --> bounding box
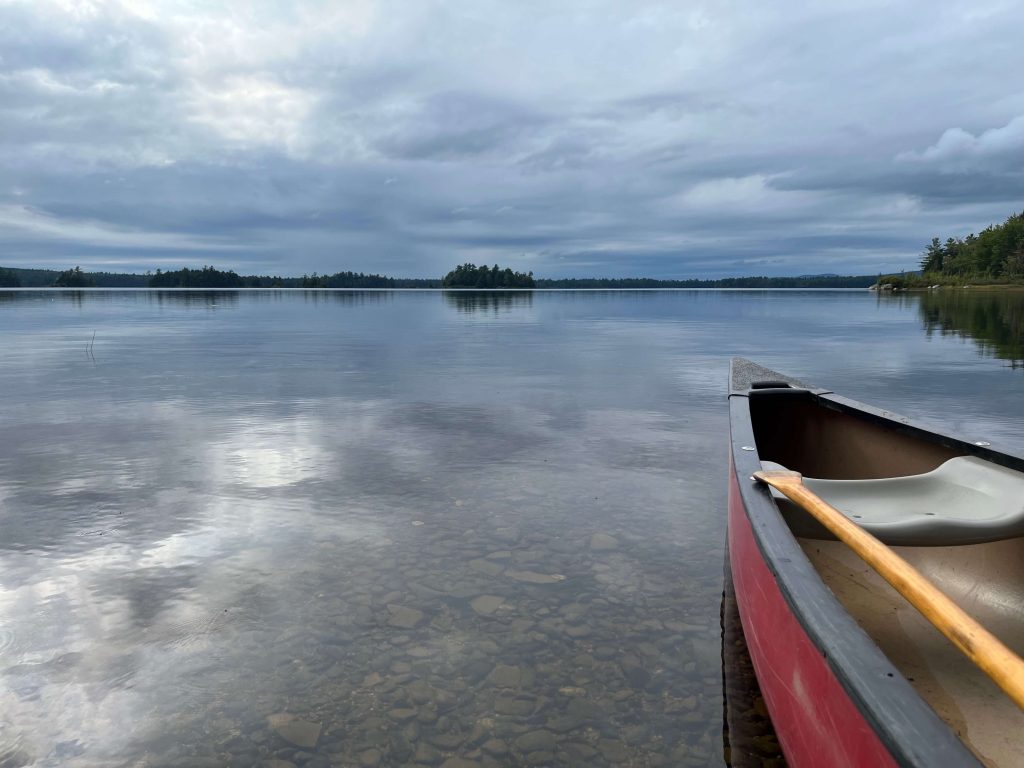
[0,289,1021,768]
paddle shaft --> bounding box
[754,469,1024,712]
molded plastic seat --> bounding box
[762,456,1024,546]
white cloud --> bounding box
[897,115,1024,169]
[186,75,316,154]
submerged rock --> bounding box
[514,730,556,753]
[559,742,597,761]
[359,748,382,767]
[386,604,424,629]
[486,664,522,688]
[481,739,508,756]
[468,558,504,576]
[469,595,505,616]
[599,739,631,763]
[505,570,565,584]
[388,707,418,722]
[439,758,478,768]
[494,696,534,716]
[589,533,619,551]
[267,714,321,749]
[493,527,521,544]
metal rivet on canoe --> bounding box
[975,441,991,447]
[741,446,755,451]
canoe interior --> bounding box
[801,537,1024,768]
[749,394,961,479]
[749,392,1024,766]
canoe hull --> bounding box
[728,457,898,768]
[726,358,988,767]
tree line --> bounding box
[0,265,442,288]
[149,267,412,288]
[149,266,244,288]
[918,211,1024,280]
[1,263,881,289]
[534,275,876,288]
[299,270,402,288]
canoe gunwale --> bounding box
[727,358,993,767]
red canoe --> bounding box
[727,359,1024,767]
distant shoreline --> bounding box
[905,285,1024,292]
[0,286,875,292]
[0,264,879,290]
[874,279,1024,292]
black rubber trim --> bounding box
[747,387,811,398]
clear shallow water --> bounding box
[0,289,1020,768]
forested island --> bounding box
[53,266,96,287]
[442,263,535,288]
[881,211,1024,288]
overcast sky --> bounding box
[1,1,1022,278]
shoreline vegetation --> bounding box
[0,263,882,290]
[5,211,1024,292]
[877,211,1024,291]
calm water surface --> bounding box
[0,289,1021,768]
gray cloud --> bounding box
[1,0,1023,278]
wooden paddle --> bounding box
[754,468,1024,711]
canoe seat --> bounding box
[762,456,1024,546]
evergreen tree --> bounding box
[919,237,944,273]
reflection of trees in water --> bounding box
[0,289,396,309]
[0,291,32,305]
[150,290,241,308]
[297,289,392,306]
[148,288,393,308]
[443,290,534,314]
[0,290,243,308]
[0,289,100,307]
[914,290,1024,367]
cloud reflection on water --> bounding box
[0,290,1020,766]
